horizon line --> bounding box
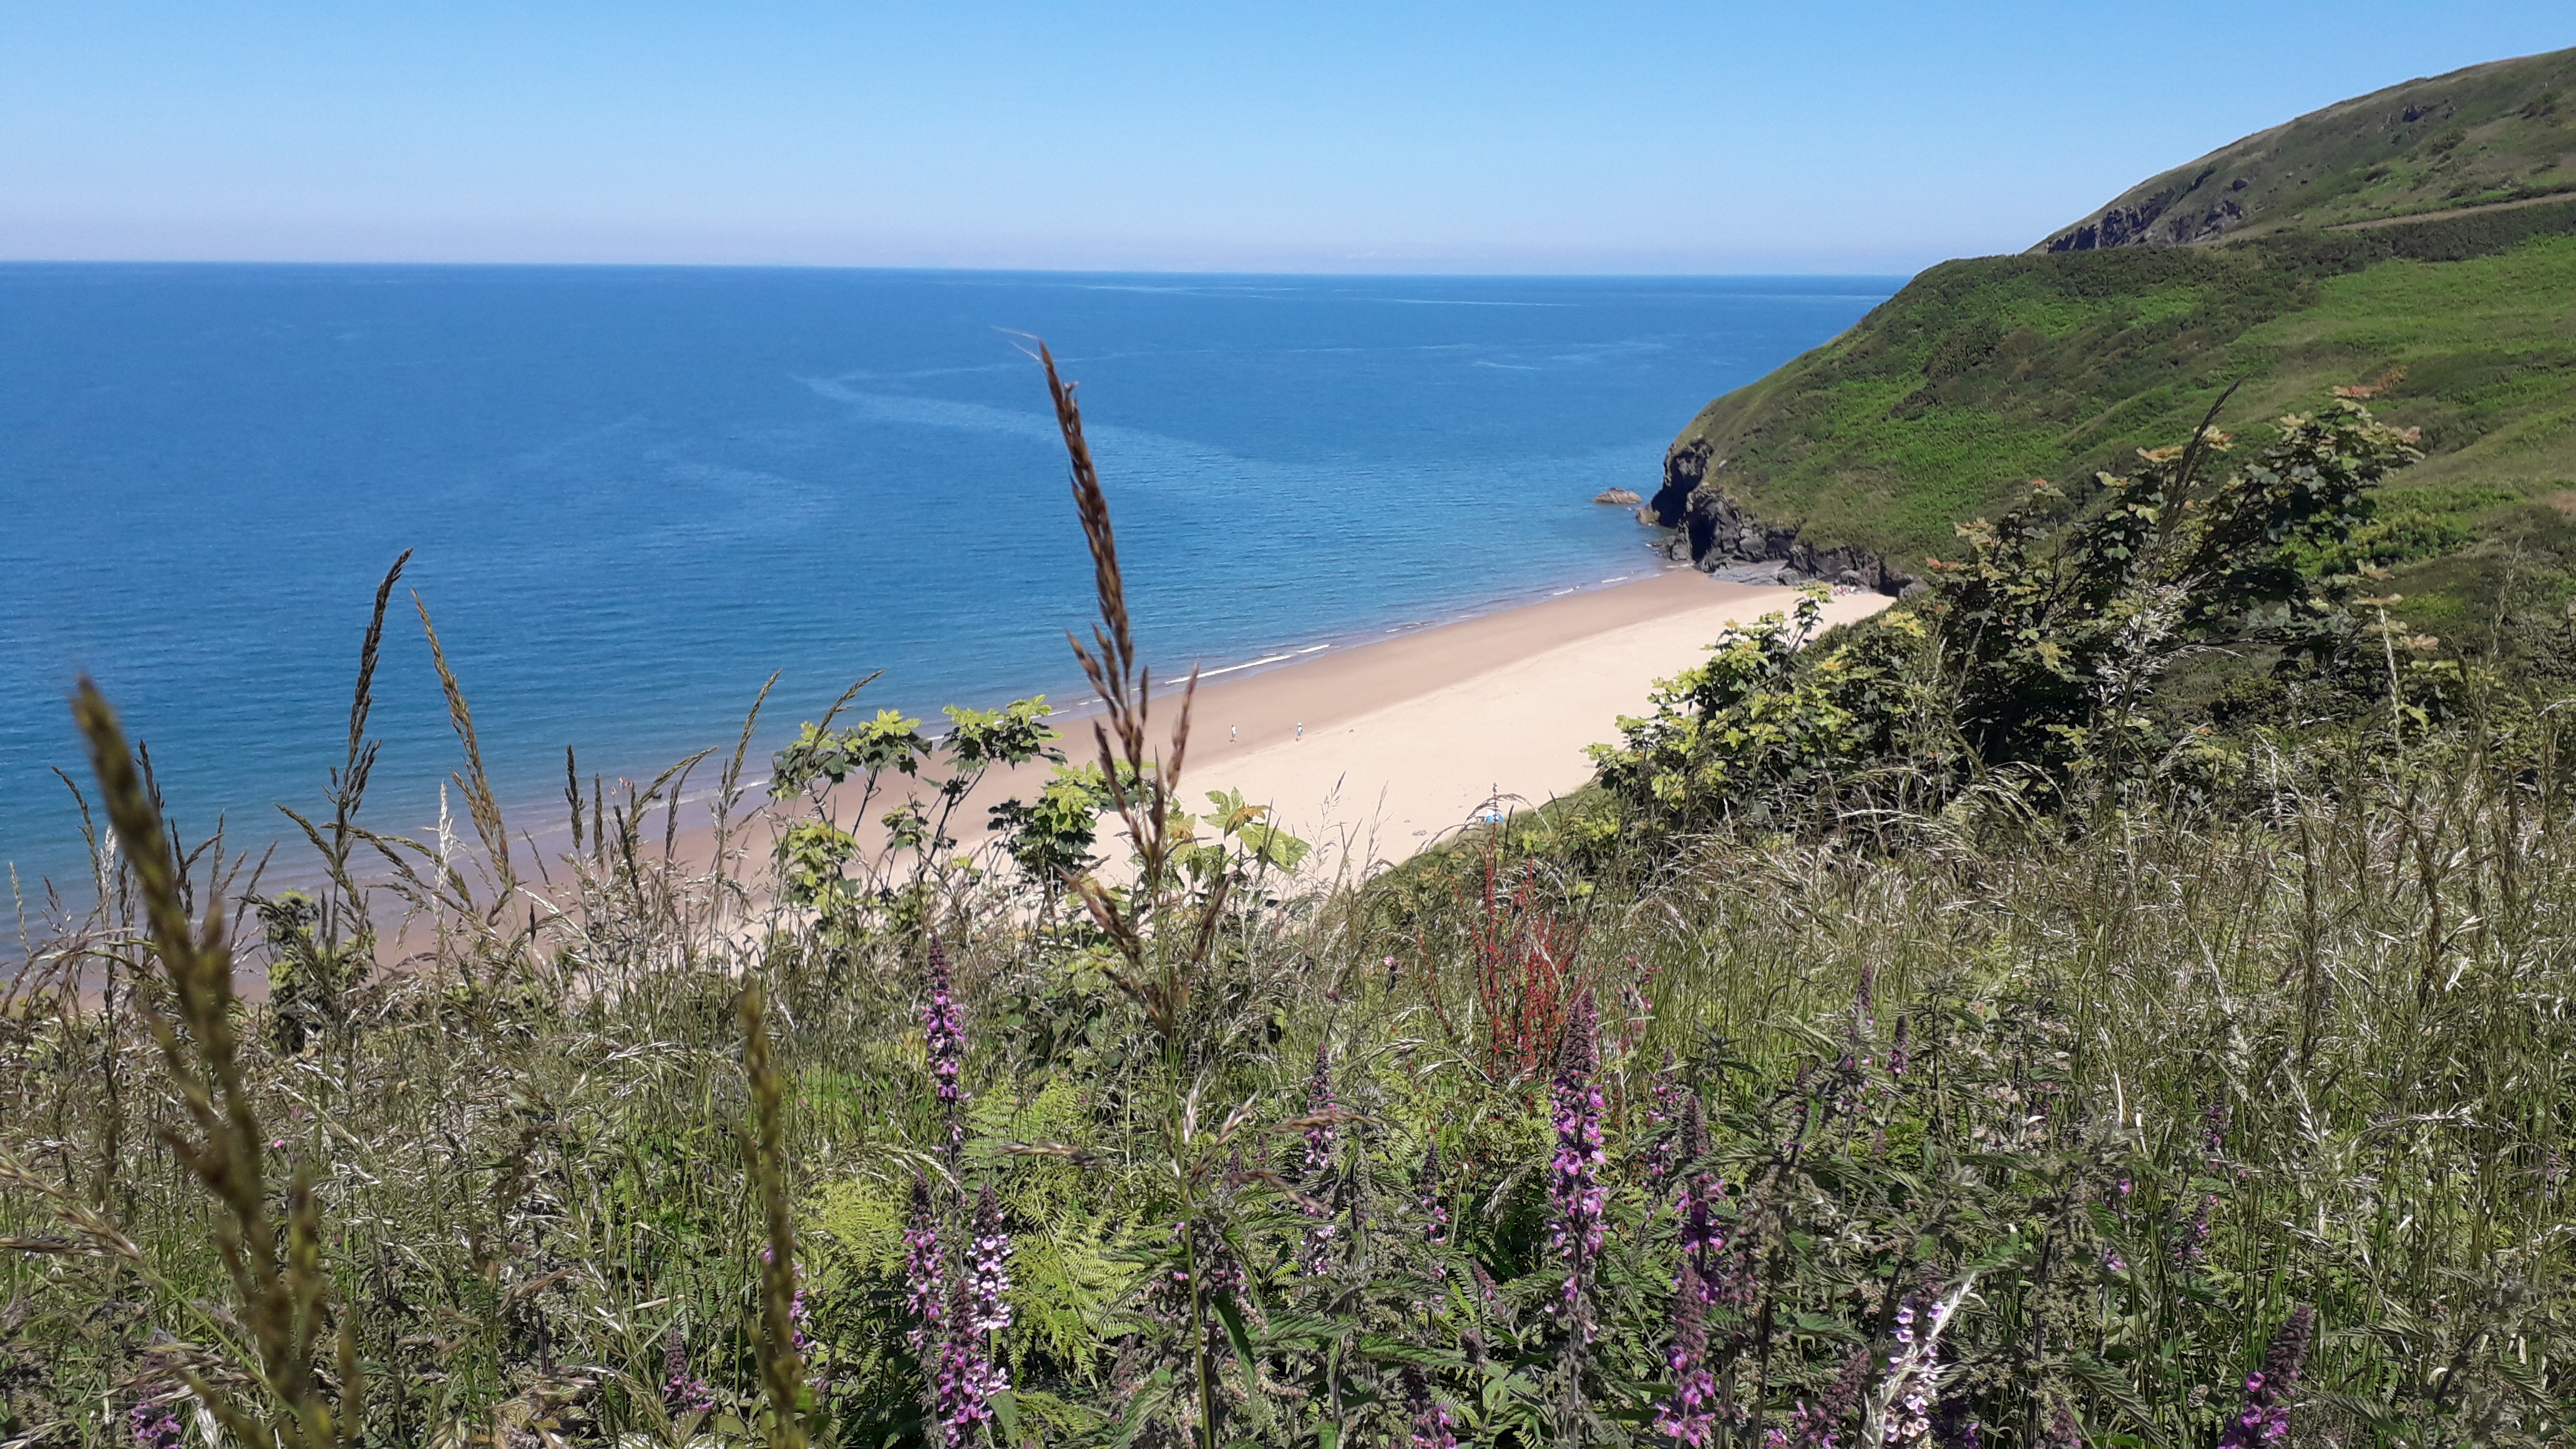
[0,254,1929,281]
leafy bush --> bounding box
[1598,393,2427,825]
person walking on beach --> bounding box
[1230,725,1237,743]
[1295,721,1303,741]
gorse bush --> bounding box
[3,359,2571,1448]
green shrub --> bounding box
[1598,393,2426,824]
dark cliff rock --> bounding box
[1644,437,1916,596]
[1645,437,1712,527]
[2044,185,2247,252]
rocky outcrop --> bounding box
[1644,437,1712,527]
[2044,189,2246,251]
[1593,487,1642,505]
[1641,437,1916,595]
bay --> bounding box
[0,265,1892,890]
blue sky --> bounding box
[2,3,2568,274]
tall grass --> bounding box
[2,358,2569,1447]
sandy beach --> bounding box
[708,568,1893,890]
[312,566,1890,969]
[1154,569,1891,871]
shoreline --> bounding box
[1118,567,1892,872]
[307,554,1707,891]
[660,565,1892,900]
[14,565,1892,978]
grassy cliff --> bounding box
[2034,47,2576,249]
[1661,47,2576,636]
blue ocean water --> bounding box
[0,265,1891,891]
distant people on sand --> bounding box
[1296,721,1304,741]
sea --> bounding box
[0,265,1894,894]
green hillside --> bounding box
[1657,46,2576,638]
[2035,47,2576,249]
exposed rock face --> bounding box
[1641,436,1914,595]
[2044,189,2246,251]
[1645,437,1712,527]
[1639,441,1914,596]
[1593,487,1643,505]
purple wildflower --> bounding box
[1302,1043,1338,1176]
[2217,1304,2315,1449]
[1191,1219,1246,1300]
[1875,1292,1956,1449]
[1402,1366,1458,1449]
[1548,991,1608,1325]
[968,1184,1013,1335]
[1418,1140,1451,1295]
[661,1327,715,1416]
[934,1277,997,1437]
[761,1246,814,1353]
[1674,1095,1742,1307]
[1654,1262,1719,1445]
[1885,1015,1910,1080]
[1930,1402,1980,1449]
[1151,1217,1246,1320]
[902,1174,945,1352]
[924,939,967,1151]
[2172,1194,2214,1267]
[2044,1396,2082,1447]
[2202,1100,2230,1158]
[128,1403,184,1449]
[1298,1045,1340,1275]
[1767,1348,1873,1449]
[1648,1050,1682,1127]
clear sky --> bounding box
[2,2,2568,275]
